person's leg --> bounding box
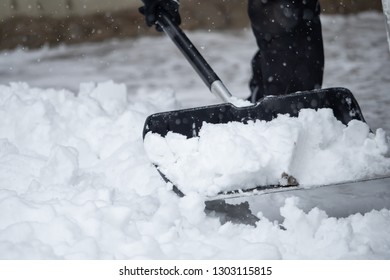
[248,0,324,102]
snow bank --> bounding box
[145,109,390,196]
[0,81,390,259]
[0,81,174,259]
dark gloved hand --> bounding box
[139,0,181,31]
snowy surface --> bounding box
[0,13,390,259]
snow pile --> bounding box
[0,81,170,258]
[0,82,389,259]
[145,109,390,196]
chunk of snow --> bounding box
[145,109,390,196]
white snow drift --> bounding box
[0,81,389,259]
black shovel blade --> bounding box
[143,87,366,139]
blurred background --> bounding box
[0,0,385,50]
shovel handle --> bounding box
[155,13,232,102]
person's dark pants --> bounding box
[248,0,324,102]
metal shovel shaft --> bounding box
[156,13,233,102]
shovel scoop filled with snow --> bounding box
[143,88,390,226]
[143,87,375,197]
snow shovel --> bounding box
[143,12,365,189]
[142,11,390,224]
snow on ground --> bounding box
[0,12,390,259]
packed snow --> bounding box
[144,109,390,196]
[0,12,390,259]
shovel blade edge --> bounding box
[143,87,366,139]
